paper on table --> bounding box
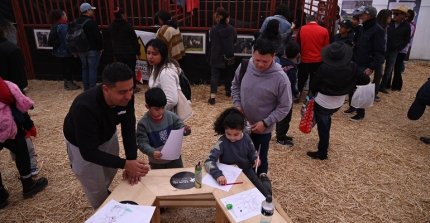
[85,200,155,223]
[220,188,265,222]
[202,163,242,192]
[160,128,184,160]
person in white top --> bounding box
[146,38,181,112]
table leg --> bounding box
[152,199,161,223]
[215,202,228,223]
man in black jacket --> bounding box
[408,78,430,144]
[379,5,411,93]
[348,6,385,121]
[76,3,103,91]
[63,63,149,208]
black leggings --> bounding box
[0,127,31,177]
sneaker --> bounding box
[64,81,81,90]
[22,177,48,198]
[31,168,39,176]
[350,113,365,121]
[259,173,270,182]
[306,151,327,160]
[379,89,389,94]
[419,137,430,144]
[343,107,356,114]
[208,98,216,105]
[374,95,381,102]
[276,139,294,147]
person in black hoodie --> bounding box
[76,3,103,91]
[407,78,430,144]
[208,7,237,105]
[307,42,370,160]
[108,7,140,92]
[333,19,354,46]
[379,5,411,93]
[346,6,385,121]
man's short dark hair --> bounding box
[145,88,167,108]
[102,62,133,86]
[285,41,300,59]
[253,37,277,55]
[274,4,289,19]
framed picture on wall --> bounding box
[33,29,52,50]
[234,35,254,56]
[182,33,206,54]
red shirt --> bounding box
[297,22,330,63]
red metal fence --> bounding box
[12,0,338,78]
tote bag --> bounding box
[299,97,315,134]
[175,90,193,121]
[351,83,375,108]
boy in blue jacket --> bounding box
[276,41,300,146]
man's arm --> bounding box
[231,64,243,109]
[262,77,292,127]
[369,28,386,70]
[121,97,137,160]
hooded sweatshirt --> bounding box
[231,58,292,134]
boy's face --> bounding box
[339,26,351,35]
[252,51,275,72]
[225,128,243,142]
[146,105,165,121]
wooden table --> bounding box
[99,168,292,223]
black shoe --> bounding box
[420,137,430,144]
[374,95,381,102]
[380,89,389,94]
[64,81,81,90]
[306,151,327,160]
[0,187,9,209]
[350,113,365,121]
[21,177,48,198]
[208,98,216,105]
[276,139,294,147]
[343,107,356,114]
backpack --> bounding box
[65,19,91,53]
[179,69,192,100]
[47,25,60,48]
[238,58,250,84]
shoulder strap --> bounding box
[79,18,91,27]
[239,58,250,83]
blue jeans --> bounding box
[250,133,271,175]
[79,50,101,91]
[380,50,399,90]
[314,103,339,158]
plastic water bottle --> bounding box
[260,195,274,223]
[194,161,202,188]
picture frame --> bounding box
[182,32,206,54]
[234,35,254,56]
[33,29,52,50]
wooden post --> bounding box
[11,0,35,79]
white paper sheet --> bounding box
[220,188,265,222]
[160,128,184,160]
[202,163,242,192]
[85,200,155,223]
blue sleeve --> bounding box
[204,140,224,180]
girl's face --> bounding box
[225,128,243,142]
[61,12,68,21]
[147,46,162,66]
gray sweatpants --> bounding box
[66,133,119,209]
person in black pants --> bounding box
[276,41,300,147]
[108,7,140,92]
[407,78,430,144]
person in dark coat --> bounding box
[208,7,237,105]
[346,6,385,121]
[379,5,411,93]
[407,78,430,144]
[307,42,370,160]
[108,7,140,91]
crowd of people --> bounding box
[0,2,427,213]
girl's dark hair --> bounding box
[376,9,392,29]
[215,7,229,24]
[146,38,180,81]
[49,9,64,24]
[155,10,178,29]
[214,107,246,135]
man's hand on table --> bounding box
[123,160,150,185]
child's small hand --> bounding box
[217,176,227,185]
[253,158,260,168]
[153,151,162,159]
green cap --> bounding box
[226,204,233,210]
